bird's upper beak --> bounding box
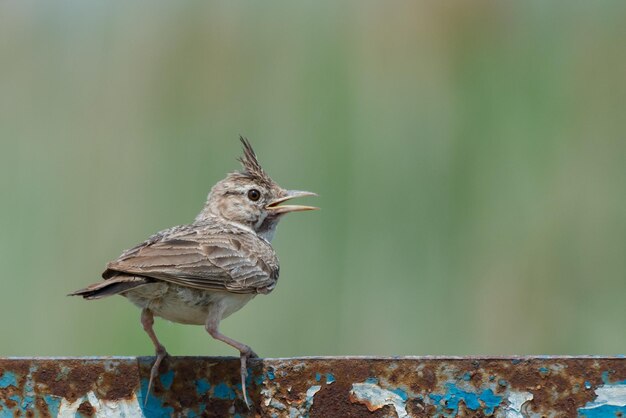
[266,190,319,214]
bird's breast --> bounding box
[123,283,256,325]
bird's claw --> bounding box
[145,347,168,406]
[239,349,256,409]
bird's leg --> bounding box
[141,308,169,404]
[205,308,257,408]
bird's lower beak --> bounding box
[266,190,319,214]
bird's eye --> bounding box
[247,189,261,201]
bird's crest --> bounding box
[236,136,273,186]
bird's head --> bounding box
[197,137,318,241]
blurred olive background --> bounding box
[1,2,625,358]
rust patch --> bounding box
[0,359,30,390]
[34,396,52,418]
[1,357,626,417]
[406,398,436,417]
[311,381,390,418]
[99,361,138,400]
[202,399,234,418]
[2,397,17,409]
[77,400,95,416]
[33,360,104,403]
[137,356,252,416]
[478,358,600,416]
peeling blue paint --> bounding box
[429,383,502,416]
[254,374,265,385]
[1,357,625,417]
[160,369,175,390]
[43,395,61,417]
[0,371,17,388]
[579,404,626,417]
[430,386,476,411]
[479,389,502,415]
[140,378,175,417]
[0,400,13,415]
[578,382,626,418]
[213,382,236,400]
[196,378,211,395]
[391,387,408,402]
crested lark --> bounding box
[70,137,317,406]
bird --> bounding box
[69,137,318,407]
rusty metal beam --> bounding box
[1,356,625,417]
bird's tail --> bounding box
[68,275,152,300]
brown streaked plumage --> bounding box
[69,136,317,407]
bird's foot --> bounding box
[145,345,169,406]
[239,346,257,409]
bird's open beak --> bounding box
[266,190,319,214]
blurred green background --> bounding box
[1,2,625,357]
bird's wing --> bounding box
[103,224,279,294]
